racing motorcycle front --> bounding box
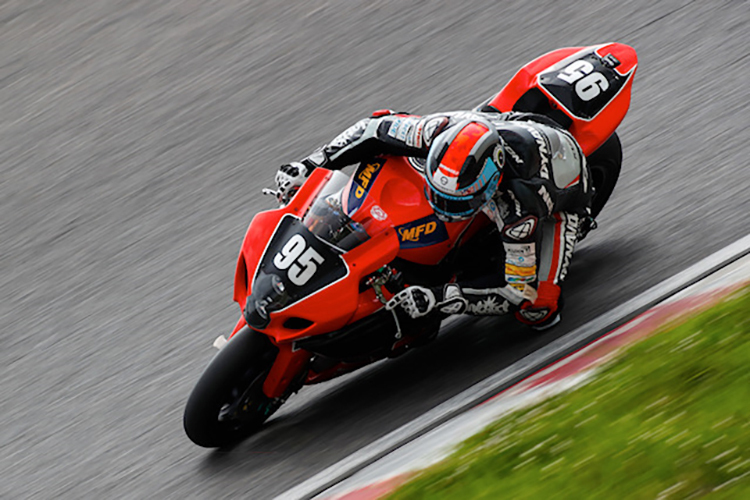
[183,42,638,447]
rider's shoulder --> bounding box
[417,110,501,144]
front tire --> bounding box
[183,326,279,448]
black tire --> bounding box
[183,326,279,448]
[586,132,622,219]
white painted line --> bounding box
[276,234,750,500]
[320,372,594,500]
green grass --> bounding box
[387,287,750,499]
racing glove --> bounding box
[515,281,562,330]
[385,284,468,319]
[274,162,309,205]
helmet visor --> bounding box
[425,157,501,221]
[425,184,491,221]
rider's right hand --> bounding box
[274,162,309,205]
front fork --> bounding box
[218,316,311,400]
[261,344,310,399]
[218,263,403,401]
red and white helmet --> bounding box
[424,119,504,222]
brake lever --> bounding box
[262,188,279,198]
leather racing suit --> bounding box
[286,108,592,328]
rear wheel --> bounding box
[586,132,622,219]
[183,326,279,448]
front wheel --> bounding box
[183,326,279,448]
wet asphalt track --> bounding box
[2,1,750,498]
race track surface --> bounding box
[2,1,749,498]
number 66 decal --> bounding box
[557,60,609,102]
[273,234,326,286]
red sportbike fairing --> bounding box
[184,43,638,447]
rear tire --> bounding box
[586,132,622,219]
[183,326,279,448]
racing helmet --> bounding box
[424,119,504,222]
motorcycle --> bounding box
[184,42,638,447]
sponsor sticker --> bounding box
[306,149,327,167]
[466,296,510,315]
[516,122,550,179]
[346,159,384,215]
[387,118,403,138]
[506,242,536,267]
[506,190,523,218]
[422,117,446,146]
[482,199,506,227]
[411,121,424,148]
[504,216,538,241]
[519,309,549,322]
[388,117,419,144]
[558,212,580,282]
[396,121,410,142]
[505,144,524,164]
[438,284,468,315]
[505,264,537,276]
[435,169,456,191]
[395,214,449,249]
[538,186,554,213]
[506,274,535,285]
[370,205,388,221]
[405,123,418,147]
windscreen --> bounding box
[302,171,373,252]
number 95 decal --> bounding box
[273,234,326,286]
[539,50,629,120]
[557,60,609,102]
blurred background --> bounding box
[1,0,748,498]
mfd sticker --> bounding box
[346,159,384,215]
[395,214,449,249]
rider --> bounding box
[274,107,593,330]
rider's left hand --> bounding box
[386,284,470,318]
[386,286,436,319]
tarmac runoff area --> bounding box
[275,234,750,500]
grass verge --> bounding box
[387,287,750,499]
